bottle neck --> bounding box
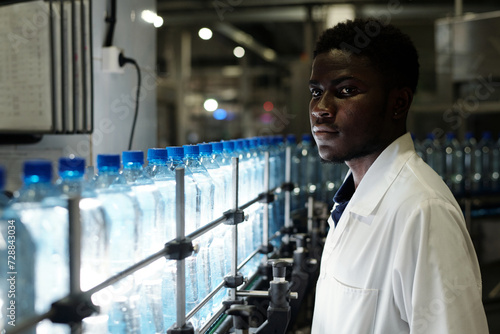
[98,166,120,174]
[123,162,144,169]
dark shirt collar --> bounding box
[331,173,355,226]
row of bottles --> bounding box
[414,131,500,196]
[0,134,343,334]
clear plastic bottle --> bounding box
[198,143,228,313]
[477,131,494,193]
[212,141,233,212]
[299,134,320,206]
[7,160,69,334]
[183,145,215,324]
[444,132,465,196]
[463,132,477,195]
[422,133,445,178]
[166,146,200,328]
[55,157,109,333]
[121,151,166,334]
[492,133,500,193]
[145,148,168,178]
[94,154,141,334]
[0,166,36,334]
[210,141,233,277]
[285,135,302,211]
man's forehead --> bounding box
[313,49,371,69]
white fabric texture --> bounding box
[311,132,489,334]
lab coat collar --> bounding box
[347,132,415,218]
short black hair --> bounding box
[314,18,420,93]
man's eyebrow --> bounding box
[309,76,356,86]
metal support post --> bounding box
[283,145,292,245]
[230,157,239,300]
[307,196,314,236]
[262,152,270,263]
[175,168,187,328]
[68,196,82,334]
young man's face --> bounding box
[309,49,394,163]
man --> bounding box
[309,18,488,333]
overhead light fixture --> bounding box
[204,99,218,112]
[141,10,163,28]
[198,28,213,40]
[233,46,245,58]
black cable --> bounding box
[119,53,141,151]
[104,0,116,47]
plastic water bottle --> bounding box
[412,133,425,159]
[211,141,232,212]
[0,166,36,334]
[183,145,215,324]
[8,160,69,334]
[285,135,301,211]
[211,141,234,278]
[492,133,500,193]
[232,140,253,271]
[94,154,141,334]
[477,131,494,192]
[54,157,109,333]
[145,148,169,178]
[166,146,200,327]
[299,134,320,205]
[122,151,166,334]
[463,132,477,194]
[444,132,465,196]
[198,143,228,312]
[422,133,445,178]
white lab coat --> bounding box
[311,133,489,334]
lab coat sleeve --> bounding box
[392,198,489,334]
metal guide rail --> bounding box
[11,151,301,334]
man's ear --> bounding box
[391,87,413,119]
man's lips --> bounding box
[312,125,339,134]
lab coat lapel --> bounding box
[325,133,416,253]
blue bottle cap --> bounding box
[446,132,455,140]
[183,145,199,156]
[234,139,245,151]
[211,142,223,153]
[286,134,296,144]
[147,148,168,161]
[198,143,213,154]
[465,131,475,140]
[222,140,234,152]
[97,154,120,170]
[59,157,85,174]
[122,150,144,165]
[301,134,312,142]
[23,160,52,183]
[257,137,268,146]
[0,166,5,190]
[482,131,492,140]
[248,138,258,149]
[167,146,184,159]
[272,135,284,144]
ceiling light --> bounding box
[233,46,245,58]
[204,99,218,112]
[198,28,213,40]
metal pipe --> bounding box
[175,167,187,328]
[283,145,292,246]
[68,196,82,334]
[231,157,239,300]
[187,214,227,241]
[68,197,81,295]
[307,196,314,235]
[237,248,260,271]
[263,152,270,262]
